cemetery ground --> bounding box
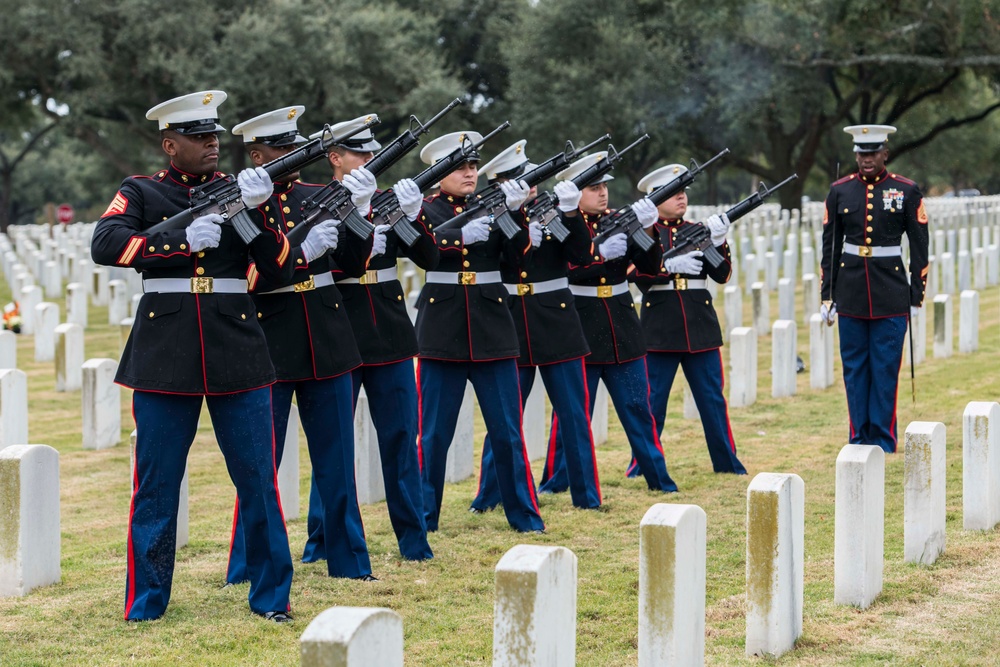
[1,284,1000,666]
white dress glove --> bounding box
[632,197,659,229]
[820,302,837,326]
[371,224,390,258]
[598,233,628,260]
[185,213,223,252]
[705,212,730,246]
[301,220,340,263]
[237,167,273,209]
[910,305,920,320]
[662,250,703,275]
[343,167,377,216]
[394,178,423,221]
[528,221,543,248]
[461,216,491,245]
[501,179,531,211]
[554,180,582,212]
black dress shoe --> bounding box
[352,574,379,582]
[469,507,486,515]
[255,610,293,623]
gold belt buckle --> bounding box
[596,285,613,298]
[190,277,214,294]
[358,269,378,285]
[859,245,873,257]
[293,275,316,292]
[459,271,477,286]
[674,277,688,291]
[517,283,533,296]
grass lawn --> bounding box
[0,268,998,666]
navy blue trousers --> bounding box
[627,350,746,475]
[126,388,292,620]
[417,358,545,533]
[302,361,433,562]
[540,357,678,493]
[228,376,371,581]
[838,314,908,453]
[472,360,601,511]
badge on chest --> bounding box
[882,188,904,212]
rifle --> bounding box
[145,118,380,245]
[662,173,798,268]
[431,133,611,240]
[286,101,463,245]
[368,121,512,246]
[591,148,730,252]
[521,134,651,242]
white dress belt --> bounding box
[425,270,502,285]
[504,277,569,296]
[143,277,248,294]
[336,267,398,285]
[569,282,629,298]
[648,279,708,292]
[259,271,335,295]
[842,242,902,257]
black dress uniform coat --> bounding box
[822,169,929,318]
[91,163,291,394]
[335,203,439,365]
[504,204,591,366]
[567,208,661,364]
[631,218,733,352]
[414,192,528,361]
[251,180,372,380]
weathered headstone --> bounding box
[729,327,758,408]
[0,445,60,597]
[33,303,59,363]
[591,380,608,446]
[444,382,474,483]
[92,267,109,306]
[493,545,577,667]
[639,503,706,667]
[745,472,804,658]
[0,369,28,448]
[682,383,700,421]
[834,445,884,609]
[933,294,952,358]
[963,401,1000,531]
[957,250,971,291]
[108,279,129,326]
[808,314,834,389]
[801,273,819,328]
[81,359,120,450]
[0,331,15,370]
[54,323,84,392]
[723,285,742,342]
[354,390,385,505]
[940,252,955,295]
[17,286,40,336]
[752,282,769,335]
[904,421,946,565]
[523,369,546,461]
[277,403,300,519]
[777,278,794,321]
[771,320,797,398]
[43,260,60,299]
[300,607,404,667]
[959,289,979,354]
[65,282,88,328]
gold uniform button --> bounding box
[594,255,600,261]
[257,312,262,319]
[600,277,607,284]
[560,303,566,309]
[866,237,872,244]
[454,240,461,246]
[179,244,187,250]
[646,302,651,307]
[241,314,246,320]
[148,246,156,252]
[280,194,287,202]
[297,258,303,265]
[463,260,470,267]
[462,249,469,256]
[866,215,873,221]
[592,223,598,229]
[265,206,270,212]
[198,251,205,258]
[397,295,402,301]
[520,271,527,278]
[867,203,873,210]
[868,184,874,191]
[283,206,291,214]
[841,262,845,267]
[163,244,170,250]
[546,236,552,241]
[335,304,339,309]
[148,312,155,318]
[286,221,295,228]
[455,207,464,213]
[498,297,503,302]
[866,226,873,232]
[843,208,849,213]
[269,218,275,223]
[429,298,435,304]
[705,300,710,305]
[196,267,205,276]
[895,266,899,271]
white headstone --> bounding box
[808,314,834,390]
[444,382,474,483]
[729,327,758,408]
[751,282,769,335]
[43,261,61,299]
[988,245,999,285]
[959,290,979,354]
[81,359,120,450]
[0,331,15,370]
[973,247,986,289]
[744,253,758,295]
[940,252,955,295]
[905,305,927,366]
[781,248,796,282]
[904,421,946,565]
[54,323,84,392]
[65,282,88,328]
[300,607,404,667]
[933,294,952,358]
[33,303,59,363]
[957,250,971,291]
[745,472,804,658]
[0,369,28,448]
[682,383,700,420]
[523,369,546,461]
[764,251,778,290]
[639,503,706,667]
[800,246,815,279]
[108,279,129,326]
[92,267,109,306]
[354,390,385,505]
[0,445,60,597]
[771,320,797,398]
[801,274,818,328]
[591,380,608,446]
[834,445,884,608]
[278,403,300,519]
[17,286,40,336]
[723,285,742,342]
[777,278,794,322]
[963,401,1000,531]
[493,545,577,667]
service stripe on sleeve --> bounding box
[117,237,143,266]
[276,236,290,267]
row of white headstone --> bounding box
[281,400,1000,665]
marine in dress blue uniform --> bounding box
[820,125,929,453]
[628,163,746,475]
[415,132,545,533]
[471,140,602,512]
[223,107,377,582]
[540,154,678,494]
[90,91,294,622]
[300,115,435,563]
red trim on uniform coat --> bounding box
[301,292,320,379]
[124,395,139,619]
[112,381,278,397]
[365,286,378,327]
[464,288,475,361]
[415,359,424,472]
[864,258,874,318]
[676,292,693,353]
[716,349,738,454]
[580,358,602,501]
[600,300,620,363]
[194,294,209,394]
[521,301,534,366]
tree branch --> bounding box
[892,102,1000,158]
[886,70,960,122]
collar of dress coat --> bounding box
[166,162,217,187]
[657,217,684,227]
[859,168,889,185]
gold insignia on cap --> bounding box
[163,123,170,129]
[673,166,680,173]
[288,109,297,120]
[203,93,214,105]
[515,145,522,154]
[365,115,373,122]
[862,127,869,134]
[459,133,466,142]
